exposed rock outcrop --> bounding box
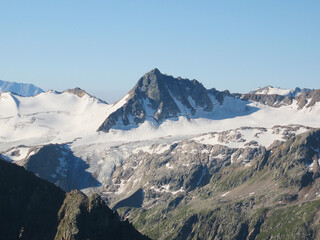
[98,68,219,132]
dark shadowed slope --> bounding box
[0,158,150,240]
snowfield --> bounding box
[0,91,112,151]
[1,89,320,153]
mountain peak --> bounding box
[63,87,107,103]
[137,68,167,92]
[98,70,215,132]
[144,68,162,77]
[0,79,43,97]
[64,87,89,98]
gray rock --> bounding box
[98,68,216,132]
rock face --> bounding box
[64,87,107,103]
[0,158,149,240]
[111,128,320,240]
[241,90,320,108]
[240,93,292,107]
[64,87,89,98]
[93,125,310,209]
[23,144,101,192]
[55,190,149,240]
[295,89,320,109]
[267,129,320,189]
[98,68,225,132]
[0,157,65,240]
[0,79,43,96]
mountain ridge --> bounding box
[249,85,312,97]
[0,79,44,96]
[98,69,320,132]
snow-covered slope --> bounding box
[0,79,44,96]
[0,90,111,151]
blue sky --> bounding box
[0,1,319,102]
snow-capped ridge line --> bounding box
[63,87,108,104]
[249,85,312,97]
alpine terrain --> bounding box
[1,69,320,239]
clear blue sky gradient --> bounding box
[0,1,319,102]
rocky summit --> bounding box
[98,68,216,132]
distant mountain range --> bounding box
[250,85,312,97]
[1,69,320,239]
[0,79,44,96]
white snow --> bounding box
[307,157,320,172]
[1,86,319,155]
[230,152,237,164]
[250,86,310,97]
[166,163,174,169]
[61,99,320,152]
[192,125,310,149]
[253,86,292,96]
[245,162,252,167]
[150,184,184,195]
[115,179,127,195]
[132,146,152,154]
[213,154,225,159]
[0,91,112,151]
[142,98,157,118]
[132,144,170,155]
[2,146,36,162]
[307,161,315,171]
[170,187,184,195]
[166,86,193,117]
[106,94,129,116]
[201,149,209,154]
[221,191,230,197]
